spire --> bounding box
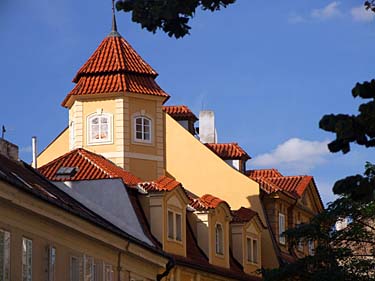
[109,0,120,37]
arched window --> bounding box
[215,224,224,255]
[87,113,112,144]
[134,116,152,143]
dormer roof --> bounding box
[205,143,251,160]
[231,207,267,229]
[248,169,323,207]
[163,105,198,122]
[138,176,182,192]
[38,148,142,185]
[62,30,169,107]
[190,194,230,211]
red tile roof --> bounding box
[205,143,251,160]
[190,194,229,211]
[231,207,267,229]
[62,34,169,107]
[246,168,283,178]
[0,154,164,255]
[162,105,198,121]
[248,169,313,198]
[38,148,141,185]
[138,176,181,192]
[231,207,258,223]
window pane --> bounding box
[143,118,150,127]
[91,124,99,140]
[100,124,108,140]
[246,238,251,262]
[175,214,182,241]
[91,118,99,125]
[70,257,79,281]
[279,214,285,244]
[0,230,10,281]
[101,117,108,124]
[168,211,174,239]
[143,132,150,141]
[136,124,142,133]
[136,132,143,140]
[22,238,32,281]
[136,118,142,125]
[252,239,258,263]
[48,247,56,281]
[215,225,223,255]
[143,124,150,134]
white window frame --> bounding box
[133,116,152,144]
[47,246,56,281]
[246,237,258,264]
[84,255,94,281]
[70,256,81,281]
[0,229,11,281]
[308,240,315,256]
[215,223,224,256]
[87,113,113,145]
[167,210,182,242]
[70,121,75,149]
[279,213,286,245]
[22,237,32,281]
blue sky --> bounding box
[1,0,375,204]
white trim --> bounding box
[86,113,113,145]
[133,115,152,144]
[22,237,32,281]
[166,209,183,243]
[246,236,258,264]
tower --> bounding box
[62,12,169,180]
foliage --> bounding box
[115,0,235,38]
[319,80,375,154]
[264,163,375,281]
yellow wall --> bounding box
[162,189,187,257]
[0,180,168,281]
[208,205,230,268]
[38,128,69,167]
[165,114,279,269]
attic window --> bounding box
[55,167,78,178]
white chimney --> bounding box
[32,136,37,169]
[199,111,217,143]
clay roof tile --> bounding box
[205,143,251,160]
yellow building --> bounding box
[0,138,170,281]
[34,10,324,281]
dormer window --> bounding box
[279,213,286,245]
[215,223,224,255]
[167,210,182,242]
[87,113,112,144]
[246,237,258,264]
[134,116,152,143]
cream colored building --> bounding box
[34,11,324,280]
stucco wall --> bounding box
[165,114,279,269]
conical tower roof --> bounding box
[62,24,169,107]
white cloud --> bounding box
[311,2,342,20]
[19,145,32,153]
[288,14,306,24]
[351,5,375,22]
[252,138,330,174]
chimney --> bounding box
[199,111,217,143]
[32,136,37,169]
[0,138,19,161]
